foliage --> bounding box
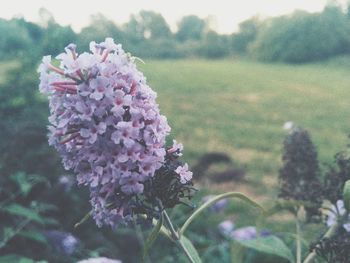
[0,60,61,178]
[176,15,207,42]
[198,31,231,58]
[77,14,126,51]
[250,7,350,63]
[0,171,54,261]
[235,236,294,263]
[231,16,261,54]
[125,10,172,40]
[0,18,40,60]
[2,5,350,62]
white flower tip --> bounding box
[283,121,294,130]
[42,55,51,64]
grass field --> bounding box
[1,58,349,196]
[1,58,349,261]
[139,59,350,196]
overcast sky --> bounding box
[0,0,344,33]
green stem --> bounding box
[180,192,264,235]
[0,218,31,249]
[163,210,179,240]
[302,221,339,263]
[0,190,22,209]
[296,214,302,263]
[162,210,195,263]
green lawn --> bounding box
[1,58,347,261]
[140,59,350,195]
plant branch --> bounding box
[162,210,195,263]
[296,213,302,263]
[0,218,31,249]
[180,192,264,235]
[163,210,179,240]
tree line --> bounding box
[1,4,350,63]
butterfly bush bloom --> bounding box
[39,38,194,227]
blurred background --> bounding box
[1,0,350,262]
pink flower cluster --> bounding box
[38,38,192,226]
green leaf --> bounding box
[179,236,202,263]
[3,227,15,239]
[41,217,60,226]
[10,173,47,197]
[0,227,15,248]
[1,204,44,224]
[235,236,295,263]
[18,231,47,243]
[265,200,305,217]
[143,214,163,259]
[180,192,264,235]
[10,172,33,196]
[343,180,350,212]
[35,202,58,212]
[0,254,35,263]
[230,242,246,263]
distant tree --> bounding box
[345,0,350,18]
[198,30,230,58]
[38,8,77,55]
[16,18,43,43]
[231,16,261,54]
[176,15,206,42]
[0,18,35,59]
[121,11,179,58]
[41,23,76,56]
[38,7,55,27]
[250,7,350,63]
[78,14,125,51]
[123,10,171,42]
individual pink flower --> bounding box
[175,163,193,184]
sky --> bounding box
[0,0,343,33]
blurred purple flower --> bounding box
[218,221,271,242]
[44,230,79,255]
[58,175,74,192]
[218,220,235,236]
[202,195,228,213]
[230,226,258,241]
